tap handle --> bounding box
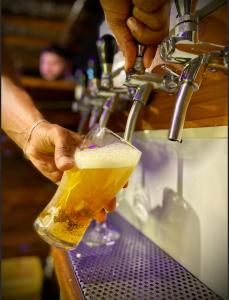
[86,58,101,80]
[136,43,145,57]
[74,69,88,101]
[86,58,95,81]
[97,34,116,66]
[86,58,101,94]
[97,34,116,89]
[175,0,192,17]
[74,69,86,87]
[184,0,191,15]
[132,43,146,74]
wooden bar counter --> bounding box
[52,248,84,300]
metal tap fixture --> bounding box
[84,58,103,131]
[160,0,226,63]
[72,69,92,133]
[124,43,179,143]
[160,0,198,64]
[169,49,228,141]
[90,34,132,129]
[97,34,116,90]
[159,0,228,142]
[72,60,103,133]
[73,35,131,132]
[87,35,117,128]
[123,1,228,143]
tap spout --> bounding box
[168,81,194,142]
[77,110,90,134]
[99,95,117,128]
[89,106,103,129]
[124,83,153,142]
[168,55,209,142]
[124,101,142,143]
[168,47,228,142]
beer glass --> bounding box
[34,126,141,250]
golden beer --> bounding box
[34,141,141,249]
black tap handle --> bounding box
[184,0,191,15]
[97,34,117,65]
[83,69,89,87]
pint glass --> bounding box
[34,126,141,249]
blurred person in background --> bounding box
[39,44,73,81]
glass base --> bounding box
[83,222,120,247]
[34,220,78,250]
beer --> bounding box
[34,142,141,249]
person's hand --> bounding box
[25,122,82,183]
[100,0,170,70]
[95,182,128,222]
[25,121,126,220]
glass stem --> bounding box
[95,221,108,232]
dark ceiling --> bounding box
[2,0,105,74]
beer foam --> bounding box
[74,142,141,169]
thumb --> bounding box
[52,127,81,171]
[117,25,136,71]
[55,145,75,171]
[143,46,157,68]
[123,39,137,71]
[108,21,137,71]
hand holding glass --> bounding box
[34,127,141,249]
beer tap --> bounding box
[85,58,105,129]
[97,34,116,90]
[168,49,228,142]
[87,35,116,129]
[90,34,131,129]
[72,69,91,133]
[72,57,103,133]
[159,0,228,142]
[123,43,179,143]
[124,1,228,143]
[72,61,100,134]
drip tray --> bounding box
[68,213,221,300]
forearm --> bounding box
[1,76,44,149]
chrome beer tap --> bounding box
[85,58,105,129]
[159,0,228,142]
[72,60,102,133]
[123,43,179,143]
[168,48,228,142]
[90,34,131,128]
[123,1,228,143]
[87,35,117,128]
[72,69,92,133]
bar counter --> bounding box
[52,213,221,300]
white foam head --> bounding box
[74,142,141,169]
